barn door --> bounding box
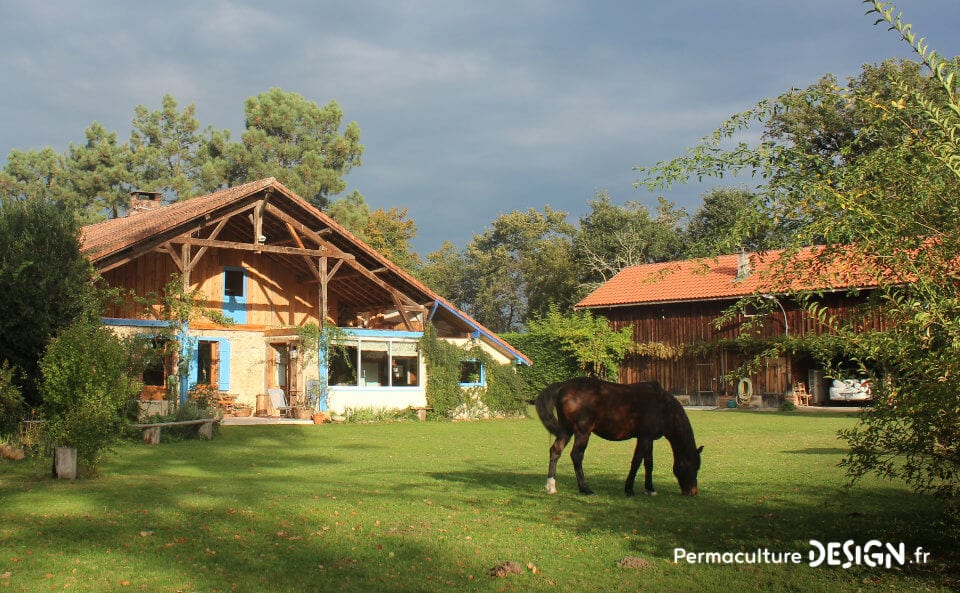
[695,354,716,406]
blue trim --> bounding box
[222,267,247,324]
[434,301,530,365]
[101,317,173,328]
[189,337,232,392]
[459,359,486,388]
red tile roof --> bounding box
[575,248,883,309]
[80,178,277,261]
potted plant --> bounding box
[294,403,313,420]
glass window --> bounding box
[328,338,420,388]
[142,337,169,387]
[391,341,420,387]
[459,360,484,386]
[360,341,389,386]
[330,343,358,386]
[196,340,220,386]
[224,269,244,297]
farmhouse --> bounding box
[575,249,884,406]
[80,178,529,416]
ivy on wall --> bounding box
[420,323,527,417]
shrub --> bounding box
[0,362,24,438]
[420,324,468,416]
[40,321,140,474]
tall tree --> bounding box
[683,187,781,257]
[327,189,370,236]
[226,88,364,208]
[128,94,229,200]
[638,3,960,507]
[362,207,421,273]
[419,241,470,307]
[66,122,133,220]
[0,147,71,205]
[0,200,98,406]
[574,192,684,291]
[461,206,577,332]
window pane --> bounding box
[361,343,388,386]
[142,338,168,386]
[224,269,244,297]
[330,345,358,386]
[196,341,211,385]
[391,355,419,386]
[459,360,483,384]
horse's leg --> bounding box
[641,438,657,495]
[570,431,593,495]
[625,438,647,496]
[546,433,569,494]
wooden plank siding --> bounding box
[102,247,334,329]
[596,292,883,405]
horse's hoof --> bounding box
[579,488,594,495]
[645,490,658,496]
[625,490,635,497]
[545,478,557,495]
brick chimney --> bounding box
[129,190,164,216]
[736,249,751,281]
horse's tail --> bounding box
[535,381,566,437]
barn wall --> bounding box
[595,292,881,404]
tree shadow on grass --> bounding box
[427,464,957,575]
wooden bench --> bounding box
[132,419,217,444]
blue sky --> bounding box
[2,1,959,256]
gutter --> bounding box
[432,300,531,366]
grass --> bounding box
[0,409,956,592]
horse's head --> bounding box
[673,445,703,496]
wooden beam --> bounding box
[181,243,192,290]
[168,237,352,259]
[187,216,230,271]
[262,203,351,259]
[285,222,322,282]
[163,241,184,272]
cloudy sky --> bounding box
[2,1,959,255]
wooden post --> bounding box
[319,257,328,324]
[54,447,77,479]
[198,421,214,440]
[143,427,161,445]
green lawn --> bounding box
[0,410,955,592]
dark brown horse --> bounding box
[535,377,702,496]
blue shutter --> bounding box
[217,339,231,391]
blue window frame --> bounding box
[459,359,485,387]
[222,267,247,324]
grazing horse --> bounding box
[535,377,702,496]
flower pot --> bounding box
[295,408,313,420]
[312,412,330,424]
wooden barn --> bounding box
[80,178,529,416]
[575,250,882,406]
